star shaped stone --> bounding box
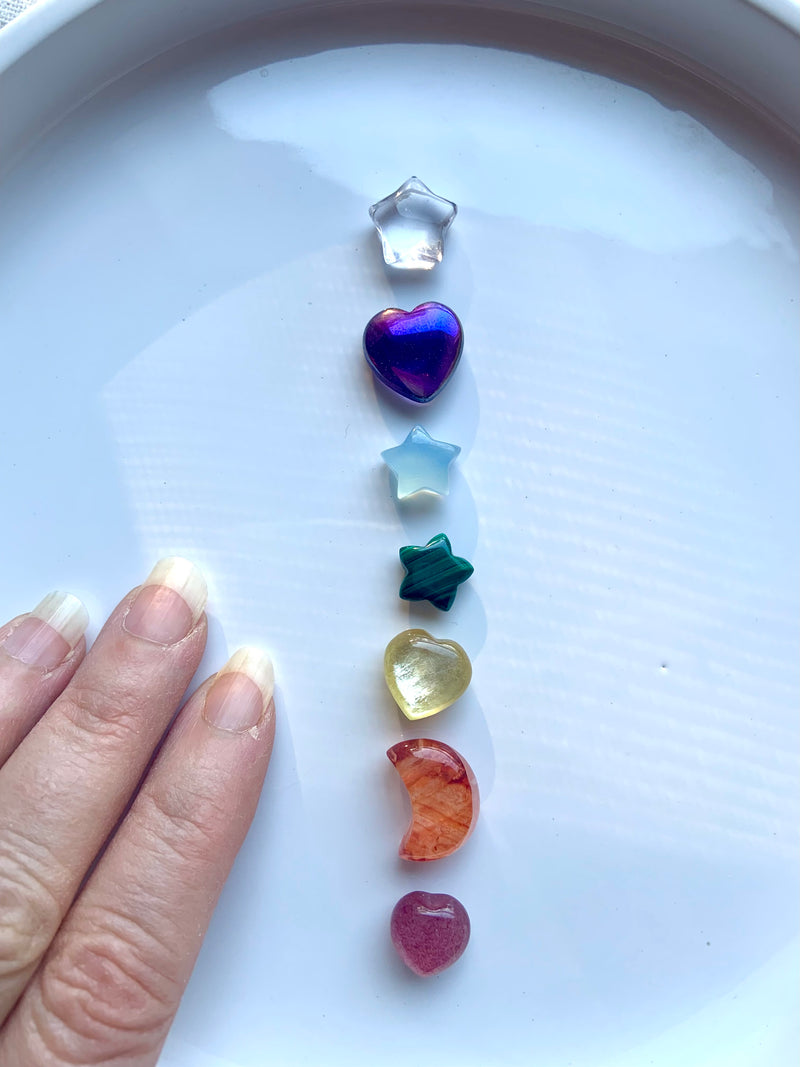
[369,177,457,270]
[381,426,461,501]
[398,533,474,611]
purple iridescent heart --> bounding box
[363,302,463,403]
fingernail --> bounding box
[1,591,89,670]
[203,646,275,733]
[123,557,207,646]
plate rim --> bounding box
[1,0,799,124]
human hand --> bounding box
[0,558,275,1066]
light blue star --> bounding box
[381,426,461,501]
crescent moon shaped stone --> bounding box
[386,738,479,861]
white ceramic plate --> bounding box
[1,3,798,1065]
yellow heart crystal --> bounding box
[384,628,472,720]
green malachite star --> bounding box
[398,533,474,611]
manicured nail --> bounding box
[123,557,207,646]
[203,646,275,733]
[1,592,89,670]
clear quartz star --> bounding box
[369,177,457,270]
[381,426,461,501]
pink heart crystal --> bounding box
[390,891,471,976]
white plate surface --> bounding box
[0,3,798,1066]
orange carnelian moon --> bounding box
[387,738,479,861]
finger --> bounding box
[0,558,208,1023]
[1,648,276,1067]
[0,594,88,765]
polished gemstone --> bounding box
[390,891,471,977]
[363,302,463,404]
[387,738,479,861]
[398,533,474,611]
[369,176,457,270]
[384,628,471,720]
[381,425,460,500]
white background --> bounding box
[0,5,798,1065]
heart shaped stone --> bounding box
[390,891,471,976]
[363,302,463,403]
[384,628,472,720]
